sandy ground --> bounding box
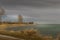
[0,34,24,40]
[0,24,35,29]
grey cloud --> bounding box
[0,0,60,10]
[0,0,60,8]
[0,0,60,24]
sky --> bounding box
[0,0,60,24]
[2,15,37,22]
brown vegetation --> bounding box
[0,29,59,40]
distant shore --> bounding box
[0,24,36,30]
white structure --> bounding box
[2,15,23,22]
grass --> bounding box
[0,29,55,40]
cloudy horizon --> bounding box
[0,0,60,24]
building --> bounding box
[18,15,23,23]
[1,15,23,24]
[0,7,34,24]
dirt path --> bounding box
[0,34,24,40]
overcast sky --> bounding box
[0,0,60,24]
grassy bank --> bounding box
[0,30,54,40]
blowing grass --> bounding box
[0,29,54,40]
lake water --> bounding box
[6,24,60,37]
